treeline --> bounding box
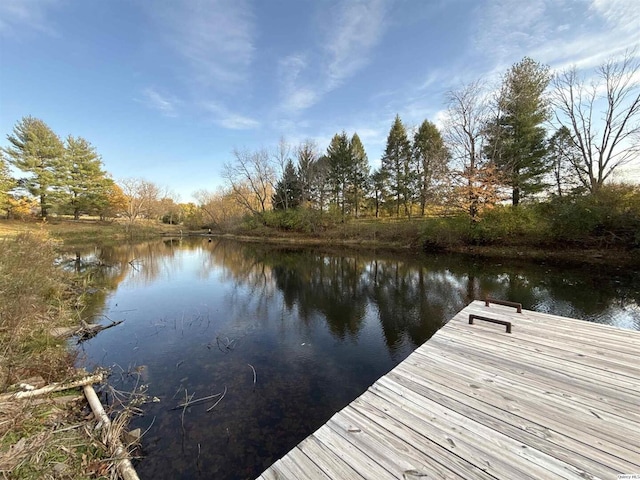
[208,52,639,232]
[0,116,187,226]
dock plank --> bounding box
[257,302,640,479]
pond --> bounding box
[74,237,640,480]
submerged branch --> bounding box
[206,386,227,412]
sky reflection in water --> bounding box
[76,238,640,479]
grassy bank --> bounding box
[0,232,134,479]
[220,185,640,267]
[0,217,181,248]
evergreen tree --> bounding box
[326,132,352,218]
[296,140,318,205]
[2,116,65,217]
[485,57,552,205]
[381,115,412,217]
[63,135,112,219]
[370,168,389,218]
[0,155,16,216]
[272,159,302,210]
[309,155,331,212]
[413,120,449,216]
[348,133,370,218]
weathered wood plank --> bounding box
[297,435,366,480]
[258,302,640,480]
[385,369,633,476]
[409,345,640,454]
[416,336,640,411]
[368,380,604,480]
[436,326,640,392]
[444,321,639,376]
[336,404,481,479]
[313,426,396,480]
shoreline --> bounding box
[198,231,640,269]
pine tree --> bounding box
[348,133,370,218]
[309,155,331,212]
[296,140,318,206]
[413,120,449,216]
[272,159,302,210]
[485,57,551,205]
[370,168,389,218]
[63,135,112,219]
[0,155,16,216]
[381,115,412,217]
[326,132,352,218]
[2,116,65,217]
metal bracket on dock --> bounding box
[469,314,512,333]
[485,297,522,313]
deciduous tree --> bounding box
[552,51,640,193]
[223,148,275,216]
[445,81,501,219]
[546,126,583,196]
[118,177,161,229]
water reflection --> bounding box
[76,238,640,480]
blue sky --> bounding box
[1,0,638,201]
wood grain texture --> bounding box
[257,301,640,479]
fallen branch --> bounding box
[51,320,123,341]
[0,373,104,401]
[84,384,140,480]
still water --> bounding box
[75,237,640,479]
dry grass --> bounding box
[0,394,137,480]
[0,217,180,247]
[0,231,140,479]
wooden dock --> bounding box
[257,300,640,479]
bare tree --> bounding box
[552,51,640,193]
[444,81,501,219]
[222,148,275,215]
[193,187,243,230]
[271,137,293,210]
[118,177,160,229]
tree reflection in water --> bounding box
[74,238,639,480]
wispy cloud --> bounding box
[472,0,638,73]
[277,0,390,114]
[278,54,321,112]
[0,0,61,36]
[140,87,179,117]
[204,102,260,130]
[150,0,255,89]
[324,0,389,89]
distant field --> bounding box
[0,217,181,245]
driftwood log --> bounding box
[0,373,104,401]
[83,384,140,480]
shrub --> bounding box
[543,183,640,247]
